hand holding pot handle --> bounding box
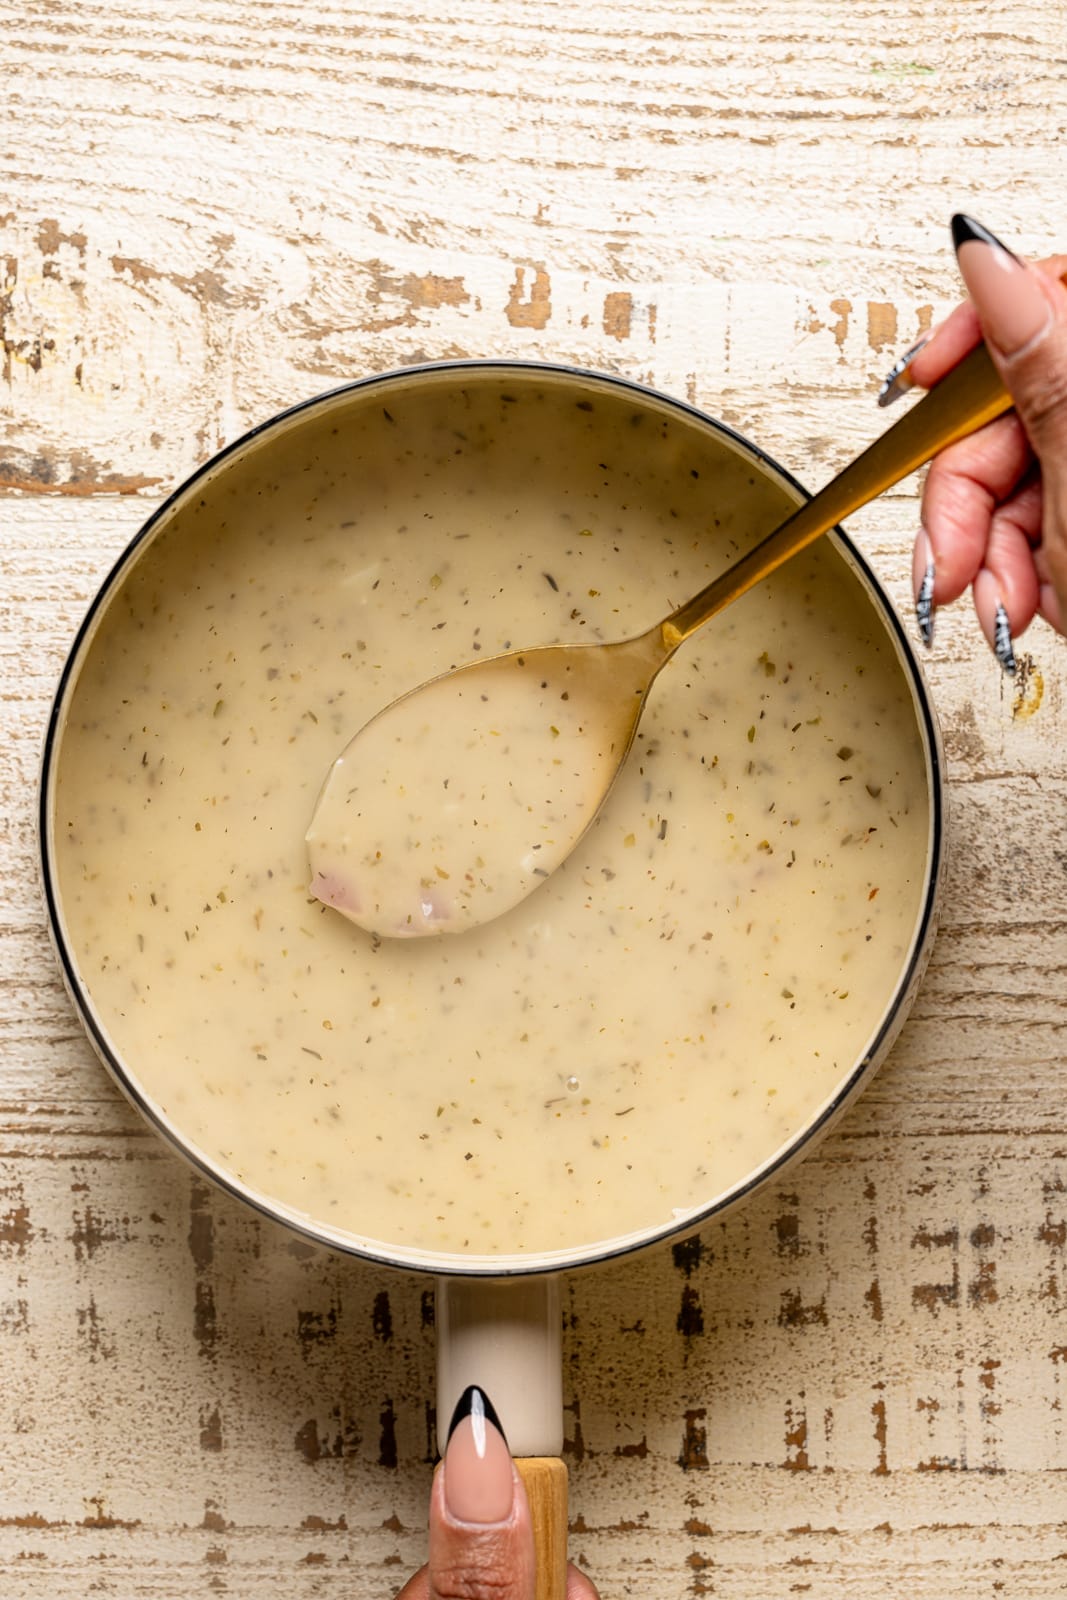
[434,1278,572,1600]
[396,1386,599,1600]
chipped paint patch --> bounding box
[401,272,469,310]
[1012,653,1044,719]
[602,290,632,340]
[505,265,551,329]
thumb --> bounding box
[952,214,1067,611]
[396,1386,601,1600]
[428,1386,536,1600]
[428,1388,537,1600]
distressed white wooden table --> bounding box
[2,3,1066,1595]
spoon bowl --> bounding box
[308,337,1013,939]
[307,632,662,936]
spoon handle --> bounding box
[662,336,1012,648]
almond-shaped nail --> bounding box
[951,213,1052,357]
[992,600,1017,674]
[912,528,935,647]
[443,1386,514,1525]
[973,570,1016,675]
[878,336,931,408]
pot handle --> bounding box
[436,1275,567,1600]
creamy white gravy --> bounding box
[52,372,932,1263]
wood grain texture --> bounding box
[2,2,1067,1595]
[515,1459,569,1600]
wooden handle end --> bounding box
[515,1456,568,1600]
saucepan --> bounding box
[39,362,944,1596]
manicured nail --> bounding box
[912,528,935,647]
[992,600,1017,675]
[973,570,1016,675]
[443,1386,514,1524]
[951,213,1052,356]
[878,336,930,408]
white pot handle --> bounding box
[436,1275,567,1600]
[436,1274,562,1455]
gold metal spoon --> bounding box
[307,341,1011,940]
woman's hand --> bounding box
[881,216,1067,671]
[396,1386,599,1600]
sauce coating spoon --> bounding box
[308,341,1010,939]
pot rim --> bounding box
[38,357,944,1279]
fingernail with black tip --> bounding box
[951,213,1021,263]
[951,213,1051,355]
[444,1386,514,1524]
